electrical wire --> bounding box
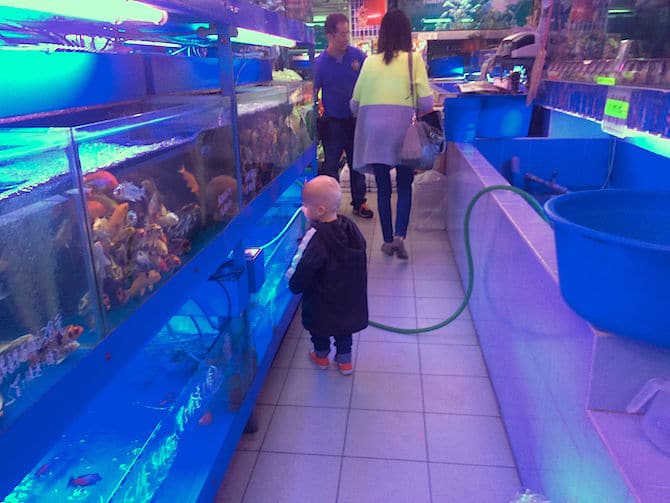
[368,185,550,334]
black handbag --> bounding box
[399,53,444,170]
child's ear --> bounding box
[317,205,326,216]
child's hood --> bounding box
[313,215,366,259]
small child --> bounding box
[286,175,368,375]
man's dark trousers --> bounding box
[320,116,367,209]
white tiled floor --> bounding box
[215,193,521,503]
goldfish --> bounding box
[198,411,213,426]
[86,200,107,221]
[83,170,118,192]
[88,192,118,213]
[108,203,129,232]
[178,165,199,197]
[156,211,179,228]
[113,182,146,202]
[134,250,152,269]
[123,270,161,301]
[36,460,55,478]
[68,473,101,487]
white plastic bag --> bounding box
[411,169,448,231]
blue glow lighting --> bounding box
[0,0,167,25]
[125,39,181,48]
[229,28,296,48]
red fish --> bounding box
[68,473,102,487]
[198,411,213,426]
[83,171,118,193]
[35,462,52,478]
[86,200,107,221]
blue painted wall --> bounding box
[609,140,670,190]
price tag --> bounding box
[602,87,633,138]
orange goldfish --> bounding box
[86,200,107,221]
[108,203,129,232]
[123,270,161,302]
[198,411,213,426]
[178,165,199,197]
[83,170,118,193]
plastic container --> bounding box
[544,189,670,346]
[443,96,481,142]
[476,95,532,138]
[627,378,670,454]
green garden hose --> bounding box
[368,185,551,334]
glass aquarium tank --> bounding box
[0,96,237,426]
[236,83,314,206]
[0,128,101,426]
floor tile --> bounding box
[345,409,427,461]
[358,317,418,344]
[243,452,339,503]
[368,294,416,318]
[422,375,499,416]
[416,318,479,346]
[351,372,423,412]
[256,366,289,405]
[420,344,488,377]
[262,405,348,456]
[425,413,515,466]
[408,248,456,265]
[357,341,420,374]
[414,279,464,299]
[215,450,258,503]
[413,263,461,280]
[284,308,304,338]
[367,277,415,297]
[368,261,413,278]
[338,458,431,503]
[238,404,275,451]
[279,368,353,408]
[416,296,472,320]
[271,336,299,368]
[429,463,521,503]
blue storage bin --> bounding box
[443,96,481,142]
[476,95,531,138]
[544,189,670,346]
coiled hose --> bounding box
[369,185,550,334]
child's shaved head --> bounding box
[302,175,342,217]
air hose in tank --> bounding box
[368,185,550,334]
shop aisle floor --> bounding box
[215,192,521,503]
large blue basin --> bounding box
[544,189,670,346]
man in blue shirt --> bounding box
[314,13,373,219]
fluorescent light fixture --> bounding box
[312,15,327,22]
[421,18,451,23]
[125,39,180,48]
[0,0,167,25]
[231,27,296,48]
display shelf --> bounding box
[536,79,670,139]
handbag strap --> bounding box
[407,51,418,117]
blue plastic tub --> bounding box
[443,96,481,142]
[544,189,670,346]
[476,95,532,138]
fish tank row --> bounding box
[0,84,314,430]
[546,58,670,89]
[3,179,305,503]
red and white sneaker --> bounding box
[309,351,329,370]
[337,362,353,376]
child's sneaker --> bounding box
[309,351,329,370]
[337,362,353,376]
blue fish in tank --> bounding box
[67,473,102,487]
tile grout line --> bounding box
[414,251,434,503]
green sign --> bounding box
[595,76,616,86]
[604,98,630,120]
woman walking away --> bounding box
[350,9,433,259]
